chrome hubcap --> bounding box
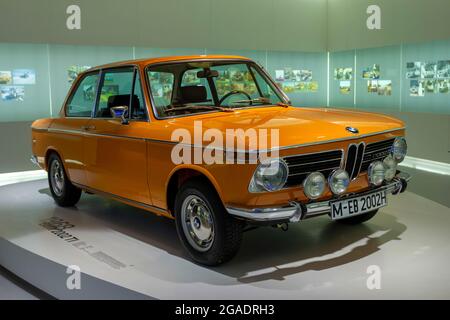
[50,160,65,197]
[181,195,214,252]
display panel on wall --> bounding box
[1,39,450,124]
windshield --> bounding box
[146,60,287,118]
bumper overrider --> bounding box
[226,171,411,224]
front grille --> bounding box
[360,138,395,172]
[344,142,366,179]
[283,150,343,187]
[282,138,395,188]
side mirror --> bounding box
[110,106,129,125]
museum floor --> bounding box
[0,177,449,299]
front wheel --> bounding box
[335,209,379,225]
[174,179,243,266]
[48,153,82,207]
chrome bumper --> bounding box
[226,172,411,223]
[30,155,39,166]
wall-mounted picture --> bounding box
[0,71,12,85]
[367,80,378,93]
[362,64,380,79]
[83,84,96,101]
[283,68,294,81]
[275,70,284,81]
[334,68,352,80]
[281,81,296,93]
[0,85,25,101]
[423,79,436,93]
[410,80,424,97]
[406,62,422,79]
[421,62,437,79]
[339,81,351,94]
[183,70,201,85]
[307,81,318,92]
[377,80,392,96]
[437,79,449,93]
[437,60,450,78]
[99,84,119,104]
[299,70,313,81]
[68,65,91,83]
[12,69,36,85]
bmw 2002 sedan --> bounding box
[31,55,410,265]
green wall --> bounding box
[0,0,328,52]
[327,0,450,51]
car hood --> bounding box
[164,106,405,149]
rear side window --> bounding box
[66,72,99,117]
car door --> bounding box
[49,71,100,186]
[83,67,151,205]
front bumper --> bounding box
[226,171,411,224]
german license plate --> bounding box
[330,190,387,220]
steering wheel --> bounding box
[218,90,252,106]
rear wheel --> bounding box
[48,153,81,207]
[335,209,379,225]
[174,179,243,266]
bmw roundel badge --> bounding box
[346,126,359,134]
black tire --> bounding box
[47,153,82,207]
[174,179,243,266]
[335,209,379,225]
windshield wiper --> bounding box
[276,102,290,108]
[232,97,272,105]
[163,105,234,114]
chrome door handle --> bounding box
[81,125,96,131]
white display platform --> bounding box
[1,179,450,299]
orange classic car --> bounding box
[31,55,410,265]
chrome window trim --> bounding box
[62,64,150,123]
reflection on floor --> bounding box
[0,179,449,299]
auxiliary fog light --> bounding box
[328,169,350,195]
[303,172,326,200]
[391,137,407,163]
[368,161,386,186]
[383,155,397,181]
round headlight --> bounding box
[383,156,397,181]
[328,169,350,195]
[303,172,326,200]
[368,161,385,186]
[391,137,407,163]
[249,159,288,192]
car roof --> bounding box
[87,55,253,72]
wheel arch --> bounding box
[166,165,224,216]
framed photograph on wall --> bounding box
[437,61,450,78]
[421,62,437,79]
[423,79,437,93]
[339,80,351,94]
[12,69,36,85]
[410,80,424,97]
[0,85,25,102]
[437,79,449,93]
[0,71,12,85]
[367,80,378,93]
[377,80,392,96]
[406,62,421,79]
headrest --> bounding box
[180,85,207,103]
[107,94,131,108]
